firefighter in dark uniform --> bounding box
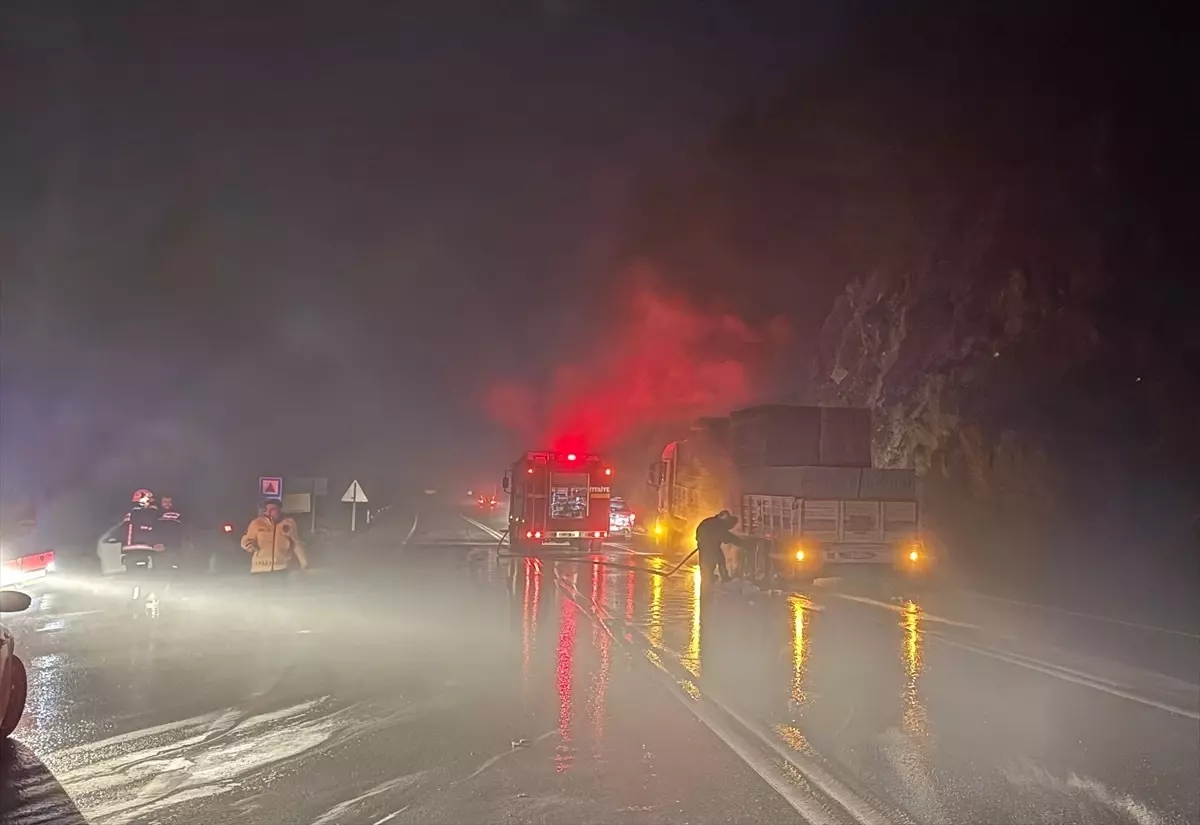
[695,510,746,585]
[157,495,185,570]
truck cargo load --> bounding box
[649,404,927,583]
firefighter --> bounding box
[121,489,160,549]
[241,498,308,582]
[156,494,185,568]
[695,509,746,585]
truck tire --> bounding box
[1,655,27,738]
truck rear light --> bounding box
[525,531,533,538]
[566,453,577,462]
[604,468,612,476]
[534,531,542,539]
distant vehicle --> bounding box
[477,494,499,510]
[503,451,612,551]
[0,517,56,585]
[648,406,927,583]
[609,497,636,537]
[0,589,32,738]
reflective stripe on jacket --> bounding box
[241,516,307,573]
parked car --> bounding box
[0,589,31,738]
[0,524,56,585]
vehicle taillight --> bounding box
[566,453,577,462]
[527,468,533,474]
[525,531,533,538]
[222,523,234,533]
[534,531,542,539]
[604,468,612,476]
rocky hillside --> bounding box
[624,1,1196,594]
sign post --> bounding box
[341,480,369,532]
[292,477,329,532]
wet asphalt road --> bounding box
[2,502,1197,824]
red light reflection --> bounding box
[556,589,577,773]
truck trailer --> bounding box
[648,405,928,583]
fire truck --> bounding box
[503,451,613,551]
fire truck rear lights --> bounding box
[566,453,577,461]
[527,468,534,474]
[534,531,543,539]
[604,468,612,476]
[525,531,533,538]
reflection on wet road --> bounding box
[3,503,1198,824]
[504,538,1198,825]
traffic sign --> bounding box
[341,480,368,532]
[341,480,368,503]
[260,477,283,498]
[292,477,329,496]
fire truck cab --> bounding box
[503,451,612,551]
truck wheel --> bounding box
[1,655,27,737]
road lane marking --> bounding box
[456,729,557,784]
[928,632,1200,721]
[402,510,420,545]
[372,806,411,825]
[828,592,981,629]
[962,590,1200,639]
[550,569,898,825]
[462,516,505,542]
[310,772,425,825]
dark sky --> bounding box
[1,1,845,509]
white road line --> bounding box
[828,591,981,629]
[462,516,505,542]
[552,576,890,825]
[402,511,420,545]
[962,590,1200,639]
[928,632,1200,721]
[372,806,411,825]
[310,772,424,825]
[457,729,556,784]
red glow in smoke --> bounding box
[485,265,783,451]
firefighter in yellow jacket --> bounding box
[241,498,308,577]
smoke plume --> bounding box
[484,263,784,451]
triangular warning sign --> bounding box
[341,480,368,503]
[263,480,278,495]
[260,477,282,497]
